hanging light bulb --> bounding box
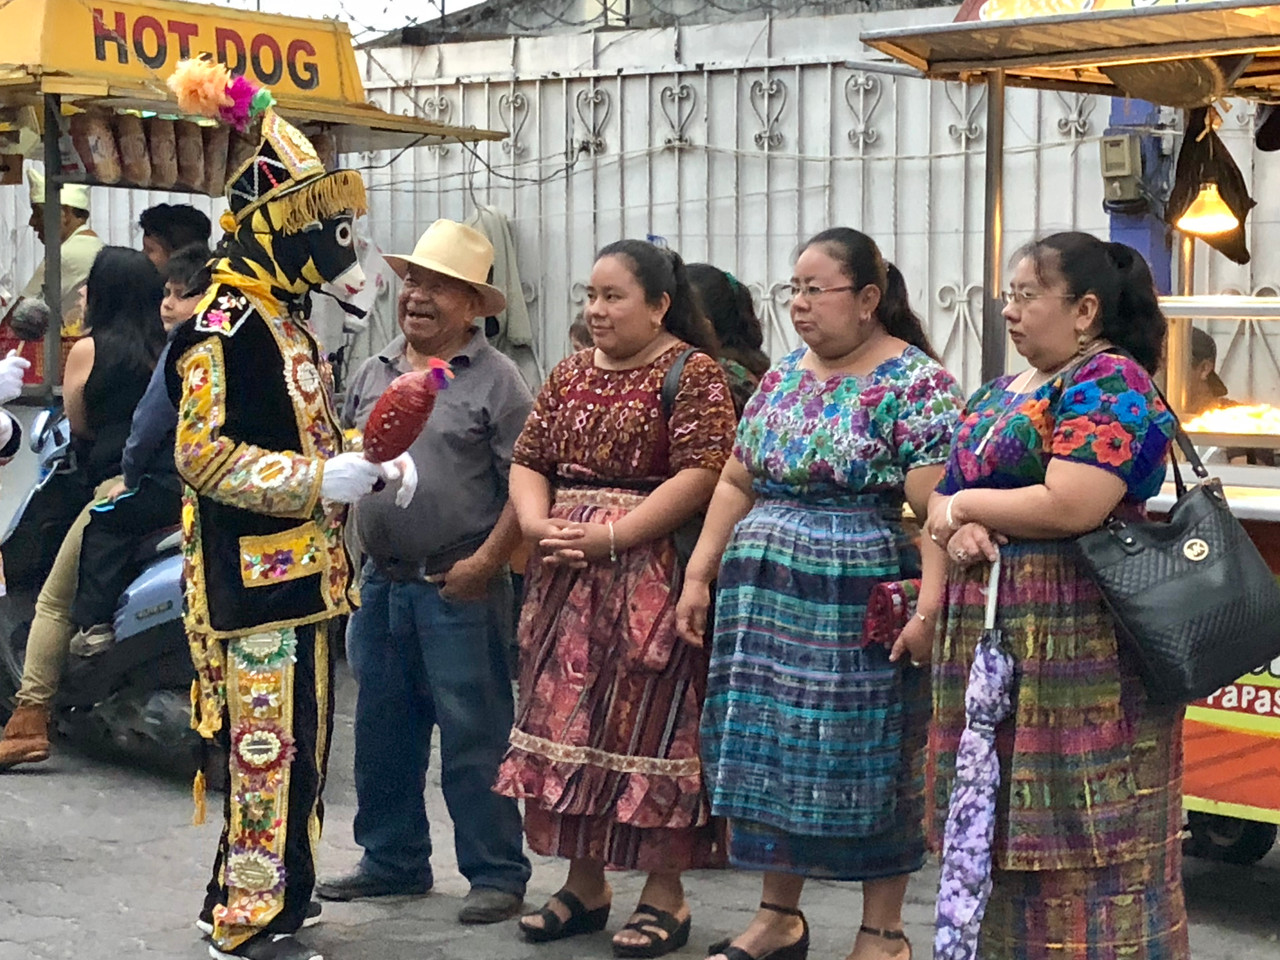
[1176,181,1240,236]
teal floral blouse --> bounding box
[734,345,964,500]
[938,352,1175,503]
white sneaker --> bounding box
[68,623,114,658]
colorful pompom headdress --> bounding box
[167,57,366,235]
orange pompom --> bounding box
[167,58,233,119]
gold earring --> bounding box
[1076,330,1094,356]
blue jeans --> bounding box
[345,562,531,894]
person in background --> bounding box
[496,239,736,959]
[1185,327,1230,417]
[687,263,770,416]
[570,316,595,352]
[7,168,103,337]
[0,246,165,771]
[924,234,1184,960]
[139,204,213,270]
[0,349,31,576]
[318,220,533,924]
[679,229,960,960]
[67,244,211,653]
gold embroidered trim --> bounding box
[554,487,647,510]
[239,524,327,588]
[214,629,296,949]
[507,728,701,777]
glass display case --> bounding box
[1161,296,1280,459]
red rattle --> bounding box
[362,359,453,487]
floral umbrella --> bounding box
[934,557,1015,960]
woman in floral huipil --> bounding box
[496,240,737,959]
[678,229,962,960]
[923,233,1185,960]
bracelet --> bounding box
[945,492,962,530]
[915,611,929,623]
[608,521,618,563]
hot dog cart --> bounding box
[0,0,504,391]
[863,0,1280,864]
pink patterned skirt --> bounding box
[493,487,725,872]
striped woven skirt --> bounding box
[930,540,1188,960]
[701,496,929,880]
[493,487,724,873]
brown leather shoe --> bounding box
[0,704,51,770]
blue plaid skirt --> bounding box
[701,496,928,880]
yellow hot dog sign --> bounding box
[8,0,363,106]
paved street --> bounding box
[2,411,1280,959]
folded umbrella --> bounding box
[935,556,1015,960]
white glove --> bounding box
[0,350,31,405]
[379,452,418,508]
[320,452,383,504]
[0,411,14,450]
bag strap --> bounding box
[1061,347,1208,500]
[661,347,701,421]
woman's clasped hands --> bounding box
[925,494,1007,569]
[531,518,614,569]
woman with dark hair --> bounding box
[677,228,962,960]
[65,245,166,486]
[923,233,1184,960]
[495,239,737,958]
[0,245,164,770]
[687,263,770,414]
[881,262,940,363]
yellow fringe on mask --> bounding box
[267,170,368,235]
[192,769,208,826]
[190,680,200,730]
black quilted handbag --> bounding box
[1075,420,1280,705]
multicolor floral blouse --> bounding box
[735,345,963,500]
[937,352,1175,502]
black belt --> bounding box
[370,539,485,583]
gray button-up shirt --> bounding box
[342,328,534,568]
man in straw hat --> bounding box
[8,167,103,337]
[318,219,532,923]
[163,74,415,957]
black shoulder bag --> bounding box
[662,347,705,566]
[1074,369,1280,705]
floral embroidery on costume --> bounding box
[239,526,325,587]
[194,289,253,336]
[214,628,297,940]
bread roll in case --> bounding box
[113,114,151,187]
[69,112,122,184]
[202,124,230,196]
[175,120,205,190]
[146,117,178,189]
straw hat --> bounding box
[27,167,91,211]
[385,220,506,316]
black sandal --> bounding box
[858,924,912,960]
[612,903,692,958]
[707,901,809,960]
[519,889,610,943]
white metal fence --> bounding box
[2,9,1279,398]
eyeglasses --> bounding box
[1001,289,1078,306]
[788,283,857,300]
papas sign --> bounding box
[43,0,361,105]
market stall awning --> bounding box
[0,0,503,152]
[861,0,1280,99]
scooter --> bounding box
[0,408,199,776]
